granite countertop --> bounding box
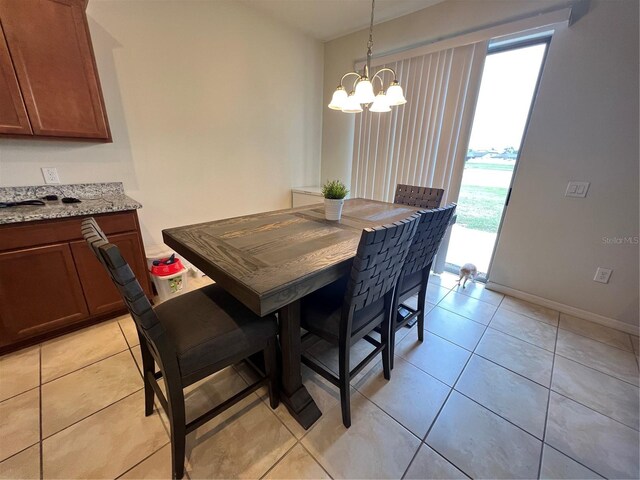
[0,182,141,225]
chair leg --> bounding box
[338,341,351,428]
[389,312,397,370]
[164,370,186,479]
[140,340,155,416]
[417,285,427,342]
[264,337,280,409]
[381,315,392,381]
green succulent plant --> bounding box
[321,180,349,200]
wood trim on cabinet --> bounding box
[0,211,138,252]
[0,21,31,135]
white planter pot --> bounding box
[324,198,345,221]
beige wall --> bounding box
[0,0,324,246]
[321,0,639,329]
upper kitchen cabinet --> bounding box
[0,0,111,141]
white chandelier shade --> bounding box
[327,0,406,114]
[328,87,348,110]
[369,92,391,112]
[341,93,364,113]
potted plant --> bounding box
[321,179,349,221]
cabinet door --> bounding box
[70,232,152,316]
[0,243,89,348]
[0,24,31,135]
[0,0,111,140]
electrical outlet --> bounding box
[41,167,60,184]
[565,181,589,198]
[593,267,612,284]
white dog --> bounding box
[457,263,477,288]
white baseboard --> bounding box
[485,281,639,336]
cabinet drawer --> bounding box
[0,211,138,251]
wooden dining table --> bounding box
[162,198,420,429]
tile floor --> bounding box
[0,273,638,479]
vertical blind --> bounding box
[351,40,488,205]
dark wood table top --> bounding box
[163,198,420,316]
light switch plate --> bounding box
[41,167,60,184]
[593,267,612,284]
[565,181,589,198]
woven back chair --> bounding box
[390,205,457,364]
[82,217,279,479]
[300,214,420,427]
[394,184,445,209]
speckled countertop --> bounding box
[0,182,141,225]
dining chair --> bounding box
[394,184,445,209]
[299,214,420,428]
[81,217,279,480]
[390,204,457,367]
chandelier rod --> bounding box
[365,0,375,78]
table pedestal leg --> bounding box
[278,300,322,429]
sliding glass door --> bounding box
[444,39,549,280]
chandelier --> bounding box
[328,0,406,113]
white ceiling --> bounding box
[239,0,444,42]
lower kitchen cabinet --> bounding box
[70,232,148,316]
[0,243,90,345]
[0,210,151,353]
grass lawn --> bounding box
[456,185,508,233]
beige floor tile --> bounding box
[631,335,639,355]
[427,391,541,479]
[438,291,498,325]
[490,308,557,351]
[476,328,554,386]
[131,345,143,376]
[552,356,639,430]
[118,315,140,347]
[425,306,486,351]
[41,321,128,382]
[0,444,40,480]
[0,346,39,403]
[453,281,504,306]
[559,314,633,352]
[426,283,450,305]
[183,366,249,424]
[400,294,436,317]
[546,392,639,479]
[301,390,420,479]
[429,273,460,289]
[119,443,172,480]
[396,331,471,386]
[43,390,167,479]
[263,366,341,440]
[42,350,143,437]
[0,388,39,462]
[305,337,380,384]
[456,355,549,438]
[356,356,450,438]
[539,444,603,479]
[500,297,559,326]
[394,321,418,345]
[404,444,467,479]
[556,329,639,386]
[265,443,329,480]
[185,394,295,479]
